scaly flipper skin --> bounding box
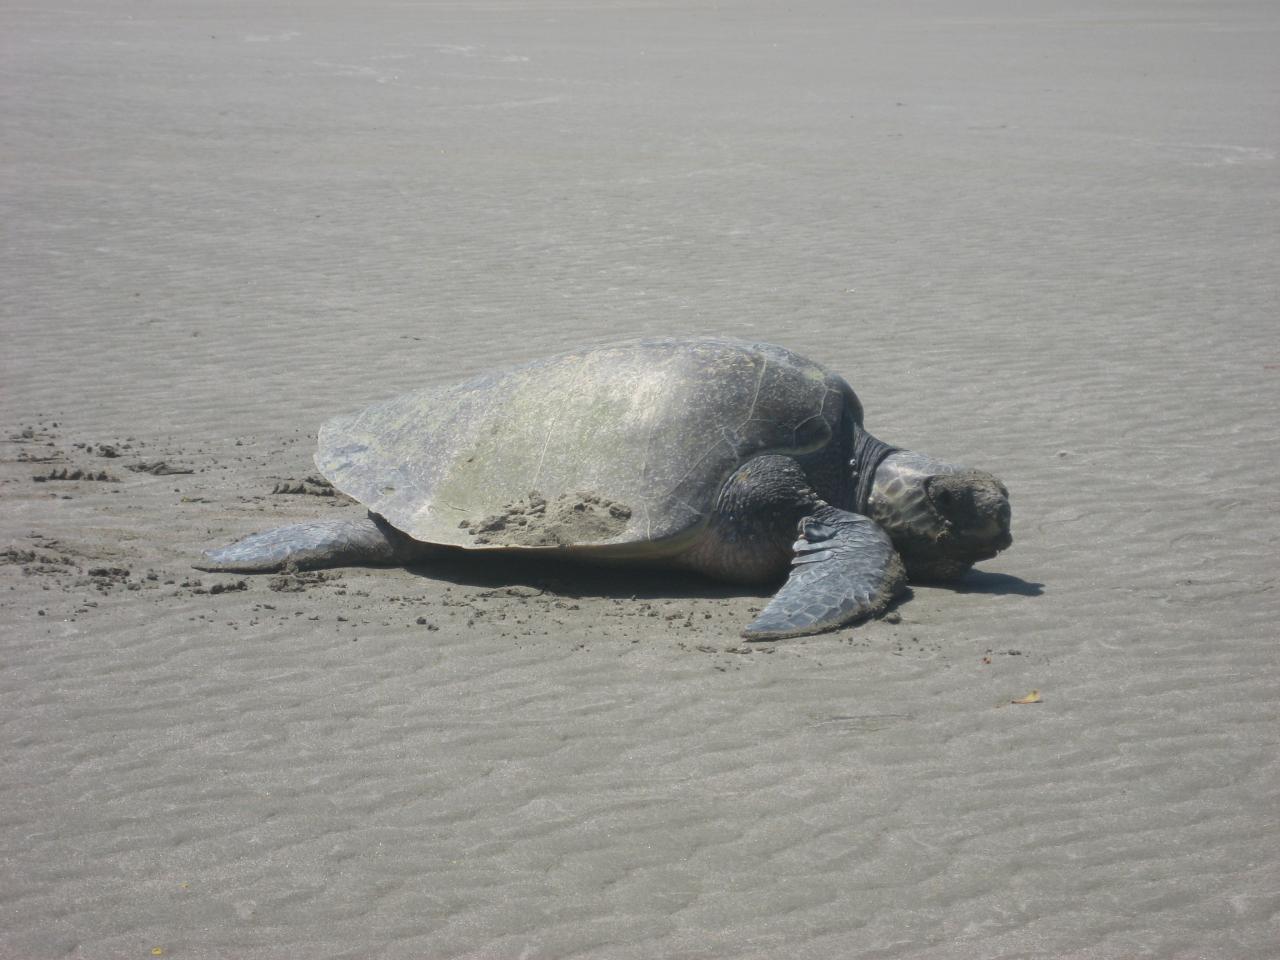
[195,515,430,573]
[742,506,906,640]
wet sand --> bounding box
[3,2,1277,957]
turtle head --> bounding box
[865,450,1012,581]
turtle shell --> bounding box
[315,338,858,553]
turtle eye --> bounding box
[925,478,962,517]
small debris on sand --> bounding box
[128,460,195,475]
[272,475,337,496]
[268,566,341,592]
[33,468,119,482]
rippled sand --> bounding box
[3,2,1277,957]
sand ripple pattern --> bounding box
[3,1,1277,957]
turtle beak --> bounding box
[925,471,1012,560]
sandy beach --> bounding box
[3,1,1277,957]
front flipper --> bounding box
[742,507,906,640]
[195,514,431,573]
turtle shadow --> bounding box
[952,569,1043,597]
[403,551,765,601]
[401,552,1017,606]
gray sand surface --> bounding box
[3,1,1277,957]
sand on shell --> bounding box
[3,1,1278,958]
[460,491,633,547]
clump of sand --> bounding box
[460,490,632,546]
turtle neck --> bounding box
[850,427,899,515]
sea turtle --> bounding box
[197,338,1011,638]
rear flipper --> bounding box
[742,506,906,640]
[195,514,433,573]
